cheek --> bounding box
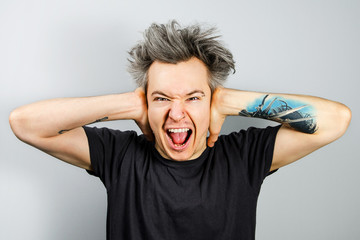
[148,106,165,132]
[148,112,157,131]
[202,113,211,131]
[192,104,211,131]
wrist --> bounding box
[130,88,148,122]
[103,91,145,121]
[212,88,246,116]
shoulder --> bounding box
[82,126,148,147]
[83,125,138,138]
[218,125,281,144]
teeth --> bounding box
[168,128,189,133]
[174,143,186,147]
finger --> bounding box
[208,116,225,147]
[207,134,218,147]
[134,87,145,95]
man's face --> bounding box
[147,57,212,161]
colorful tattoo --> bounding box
[239,95,317,133]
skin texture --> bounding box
[9,58,351,171]
[147,58,212,161]
[8,93,148,170]
[208,87,351,171]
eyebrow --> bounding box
[151,90,206,97]
[186,90,206,96]
[151,91,171,98]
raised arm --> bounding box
[9,88,151,170]
[208,87,352,171]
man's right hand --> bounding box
[9,90,154,170]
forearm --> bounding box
[215,88,351,138]
[9,92,143,141]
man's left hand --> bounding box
[208,88,227,147]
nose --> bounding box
[168,101,185,121]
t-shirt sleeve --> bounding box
[245,125,281,180]
[224,125,281,191]
[82,126,138,189]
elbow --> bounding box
[9,108,30,143]
[333,103,352,139]
[341,104,352,132]
[315,103,352,144]
[9,108,22,138]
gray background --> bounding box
[1,0,359,239]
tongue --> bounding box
[169,132,188,145]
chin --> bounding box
[168,152,194,161]
[156,143,196,161]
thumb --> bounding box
[207,111,226,147]
[207,133,218,147]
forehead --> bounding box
[147,58,210,95]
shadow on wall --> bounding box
[220,115,279,135]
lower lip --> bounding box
[165,131,192,151]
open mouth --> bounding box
[166,128,193,148]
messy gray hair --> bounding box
[127,20,235,92]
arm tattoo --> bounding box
[58,117,109,134]
[239,94,317,133]
[58,129,69,134]
[88,116,109,125]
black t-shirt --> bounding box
[83,125,281,240]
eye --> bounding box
[187,96,200,101]
[154,97,169,102]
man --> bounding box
[9,21,351,239]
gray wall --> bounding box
[1,0,359,239]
